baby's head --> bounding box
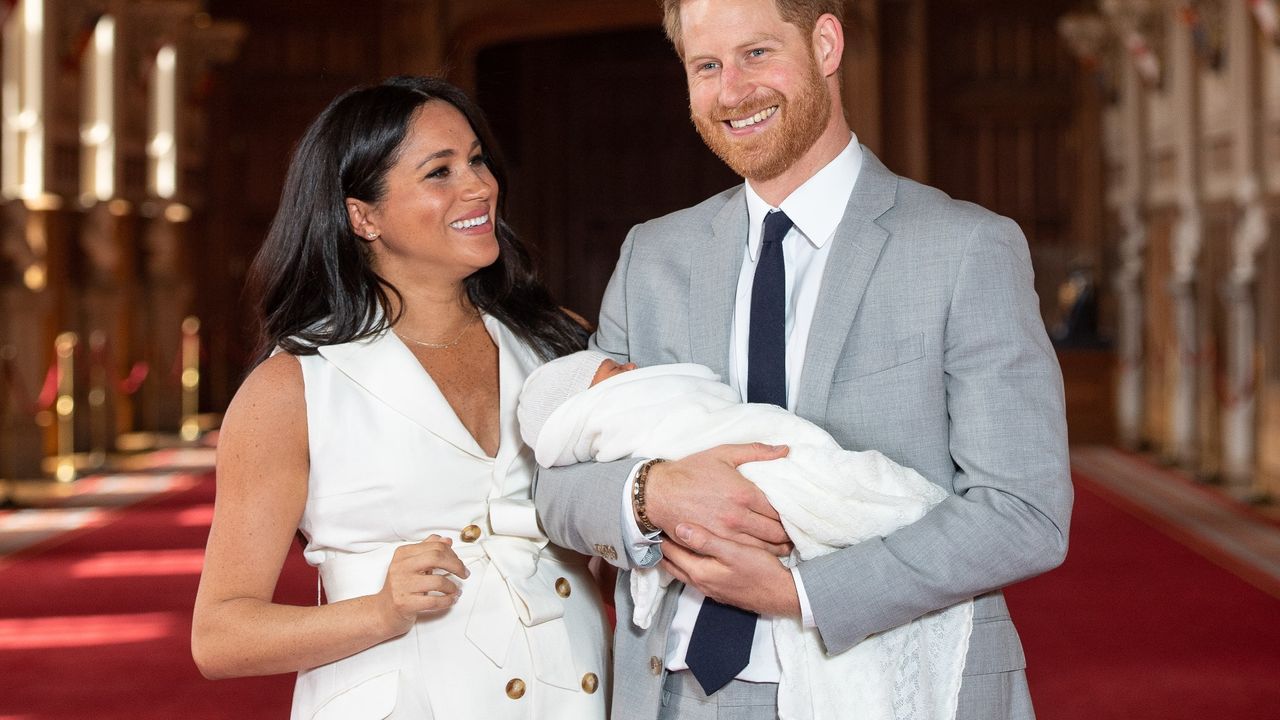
[518,350,637,448]
[590,357,637,387]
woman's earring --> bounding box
[367,232,379,240]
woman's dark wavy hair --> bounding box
[247,75,587,364]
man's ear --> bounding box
[346,198,380,241]
[812,13,845,77]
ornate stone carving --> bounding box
[1115,203,1149,448]
[1102,0,1165,85]
[1251,0,1279,43]
[1265,12,1280,194]
[1059,13,1112,66]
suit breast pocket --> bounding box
[831,332,925,383]
[961,618,1027,677]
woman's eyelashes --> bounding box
[424,154,487,181]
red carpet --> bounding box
[0,472,308,720]
[2,467,1277,718]
[1006,472,1280,720]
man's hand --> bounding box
[660,522,801,617]
[644,443,792,555]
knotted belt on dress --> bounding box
[315,499,585,692]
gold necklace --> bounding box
[394,315,480,350]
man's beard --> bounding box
[692,59,831,182]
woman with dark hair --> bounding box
[192,76,608,719]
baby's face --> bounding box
[591,359,637,387]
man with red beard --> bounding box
[534,1,1073,719]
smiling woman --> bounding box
[345,103,503,297]
[191,77,607,720]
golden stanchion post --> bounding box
[88,331,109,466]
[53,332,78,482]
[180,316,201,442]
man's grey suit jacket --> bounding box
[534,148,1073,720]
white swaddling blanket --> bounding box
[526,363,973,720]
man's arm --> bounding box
[533,223,791,569]
[535,457,642,567]
[534,227,639,567]
[799,215,1073,654]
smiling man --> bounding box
[533,1,1074,719]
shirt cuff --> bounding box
[621,460,663,568]
[791,565,816,628]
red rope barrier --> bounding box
[85,333,154,397]
[0,354,59,417]
[119,361,149,395]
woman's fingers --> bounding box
[392,538,470,579]
[386,566,462,617]
[405,574,462,612]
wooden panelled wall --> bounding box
[0,1,245,479]
[1,0,1117,478]
[923,0,1112,444]
[151,0,1112,446]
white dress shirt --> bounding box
[621,134,863,682]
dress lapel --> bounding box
[689,189,748,379]
[488,316,540,491]
[318,329,491,460]
[795,148,899,421]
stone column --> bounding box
[1098,1,1156,448]
[1213,0,1268,491]
[1169,198,1202,467]
[1115,203,1148,448]
[1157,1,1204,467]
[1222,186,1268,489]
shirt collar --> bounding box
[744,133,863,261]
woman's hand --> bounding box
[376,535,470,636]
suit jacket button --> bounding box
[506,678,526,699]
[649,656,662,676]
[461,524,482,543]
[555,577,572,597]
[581,672,599,693]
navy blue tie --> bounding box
[685,209,791,696]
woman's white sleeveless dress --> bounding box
[288,317,609,719]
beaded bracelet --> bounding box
[632,458,666,534]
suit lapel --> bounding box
[688,188,748,379]
[318,329,490,460]
[795,148,899,422]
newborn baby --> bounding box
[518,351,974,720]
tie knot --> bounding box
[762,210,792,246]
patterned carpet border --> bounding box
[1070,446,1280,599]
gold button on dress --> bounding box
[580,672,598,694]
[555,577,572,597]
[505,678,526,699]
[460,524,482,543]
